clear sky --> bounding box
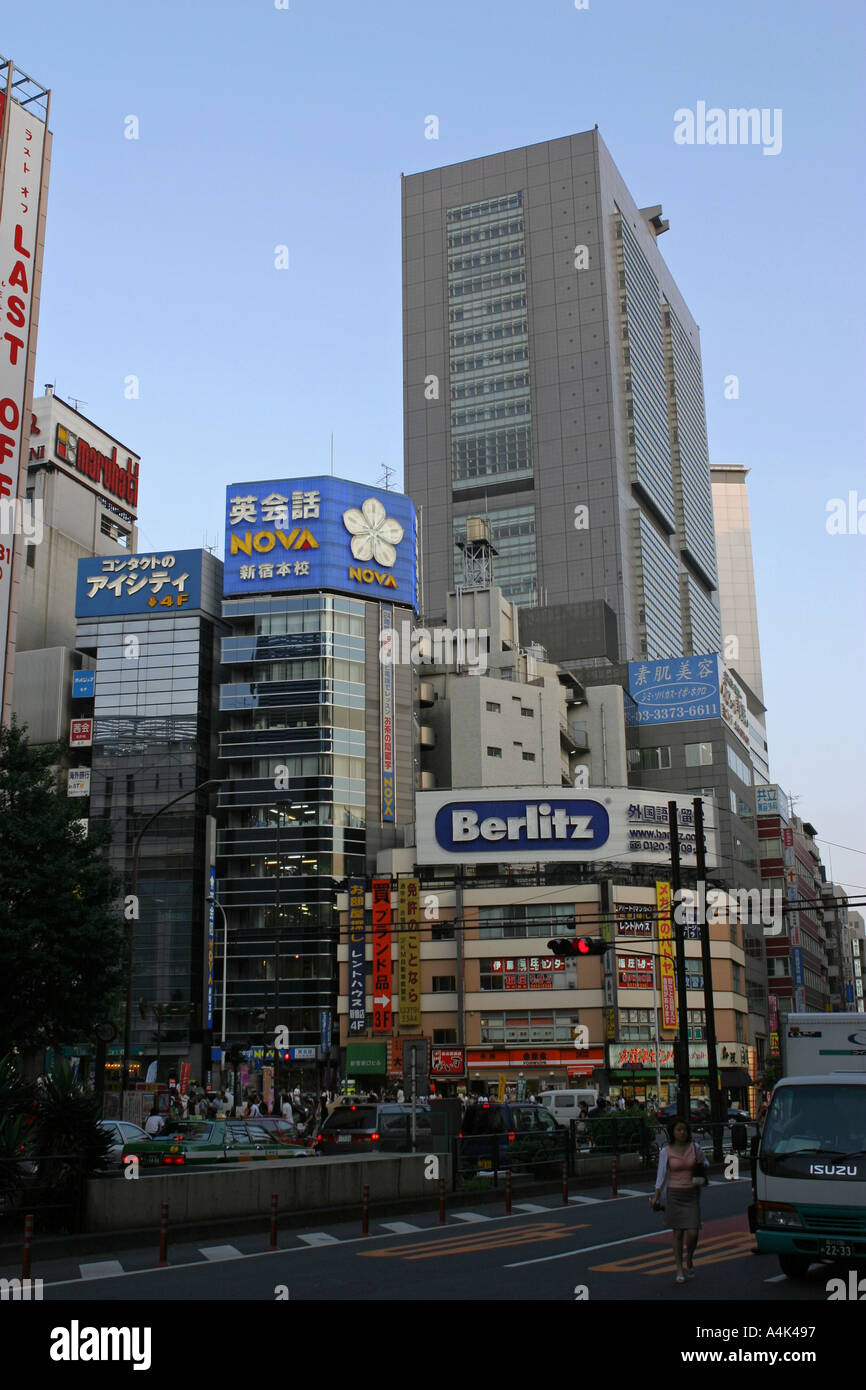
[5,0,865,900]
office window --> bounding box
[520,707,534,718]
[487,746,502,758]
[522,751,535,762]
[687,1009,706,1040]
[727,744,752,786]
[684,742,713,767]
[433,1029,458,1044]
[628,746,671,771]
[432,976,456,993]
[486,701,501,713]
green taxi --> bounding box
[121,1118,317,1170]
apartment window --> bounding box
[522,751,535,762]
[687,1009,706,1040]
[684,742,713,767]
[628,746,671,772]
[520,707,534,718]
[487,746,502,758]
[486,701,501,713]
[432,976,456,993]
[433,1029,458,1044]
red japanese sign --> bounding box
[431,1047,465,1076]
[69,718,93,747]
[371,878,392,1033]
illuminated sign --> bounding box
[656,881,677,1030]
[371,878,392,1033]
[75,550,204,617]
[397,878,420,1027]
[381,604,395,822]
[348,878,366,1035]
[416,788,716,867]
[54,423,139,509]
[431,1047,465,1076]
[206,865,215,1031]
[223,476,416,609]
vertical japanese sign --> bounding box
[656,881,678,1030]
[347,878,366,1035]
[397,877,421,1028]
[207,865,215,1031]
[768,992,780,1058]
[371,877,392,1033]
[0,77,48,721]
[380,604,395,821]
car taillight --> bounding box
[316,1133,323,1143]
[371,1132,379,1142]
[162,1154,185,1165]
[508,1131,515,1143]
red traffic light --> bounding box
[547,937,611,957]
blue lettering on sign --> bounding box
[434,799,610,854]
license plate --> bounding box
[478,1159,492,1170]
[820,1240,853,1257]
[338,1134,351,1143]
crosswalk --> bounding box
[33,1184,678,1287]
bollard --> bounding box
[505,1167,512,1215]
[611,1154,618,1197]
[561,1162,569,1206]
[361,1184,369,1235]
[438,1176,446,1225]
[21,1213,33,1281]
[158,1201,169,1266]
[268,1193,278,1251]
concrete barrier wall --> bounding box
[85,1154,449,1233]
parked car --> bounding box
[538,1090,598,1128]
[121,1118,316,1169]
[459,1102,564,1174]
[316,1102,431,1154]
[97,1120,151,1170]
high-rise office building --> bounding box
[403,129,721,663]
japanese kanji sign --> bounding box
[656,881,678,1030]
[397,877,420,1028]
[75,550,204,616]
[371,878,392,1034]
[224,476,417,609]
[347,878,366,1035]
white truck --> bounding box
[752,1013,866,1279]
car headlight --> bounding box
[758,1203,804,1229]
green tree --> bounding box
[0,721,125,1057]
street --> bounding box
[10,1175,849,1304]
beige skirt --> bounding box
[665,1186,702,1230]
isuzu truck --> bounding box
[752,1013,866,1278]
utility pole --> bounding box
[695,797,723,1159]
[668,801,691,1120]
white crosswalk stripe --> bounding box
[452,1211,491,1222]
[381,1222,422,1234]
[298,1232,341,1246]
[200,1245,242,1261]
[614,1188,646,1197]
[513,1203,549,1213]
[79,1260,125,1279]
[569,1194,602,1204]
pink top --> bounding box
[667,1144,700,1189]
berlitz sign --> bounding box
[415,787,718,867]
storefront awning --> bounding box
[345,1043,387,1074]
[720,1067,751,1088]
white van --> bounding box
[539,1089,598,1128]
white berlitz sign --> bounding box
[415,787,717,867]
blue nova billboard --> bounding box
[415,788,717,867]
[224,476,417,609]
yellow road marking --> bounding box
[590,1231,755,1275]
[360,1221,587,1261]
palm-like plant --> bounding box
[0,1054,36,1207]
[31,1061,113,1184]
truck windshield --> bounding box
[762,1084,866,1158]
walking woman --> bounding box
[650,1119,708,1283]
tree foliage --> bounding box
[0,721,125,1055]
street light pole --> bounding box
[209,894,229,1074]
[121,778,223,1102]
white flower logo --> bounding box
[342,497,404,568]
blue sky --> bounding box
[5,0,865,898]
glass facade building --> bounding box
[74,551,225,1080]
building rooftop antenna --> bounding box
[377,462,396,491]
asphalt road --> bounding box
[9,1174,853,1304]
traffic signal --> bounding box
[547,937,611,957]
[226,1042,246,1067]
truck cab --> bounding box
[752,1073,866,1279]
